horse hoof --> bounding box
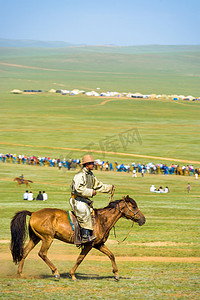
[71,275,77,281]
[114,276,120,281]
[54,274,60,280]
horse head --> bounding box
[120,195,146,226]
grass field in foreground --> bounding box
[0,162,199,254]
[0,260,199,300]
[0,162,200,299]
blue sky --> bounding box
[1,0,200,45]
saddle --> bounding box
[67,211,82,245]
[67,211,96,245]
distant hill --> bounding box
[0,39,200,53]
[0,38,74,48]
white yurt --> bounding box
[10,89,23,94]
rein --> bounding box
[113,199,140,244]
[108,186,115,204]
[107,193,139,244]
[113,222,134,244]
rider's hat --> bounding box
[82,155,94,165]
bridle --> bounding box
[117,198,140,221]
[106,196,141,244]
[111,198,141,244]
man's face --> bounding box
[86,162,94,171]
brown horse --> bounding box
[14,177,33,188]
[10,195,145,281]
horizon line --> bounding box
[0,38,200,47]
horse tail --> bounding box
[28,180,33,183]
[10,210,32,264]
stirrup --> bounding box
[81,237,91,243]
[81,235,96,243]
[89,235,96,242]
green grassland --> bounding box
[0,162,200,299]
[0,94,200,163]
[0,163,200,299]
[0,261,199,299]
[0,45,200,299]
[0,45,200,95]
[0,163,200,252]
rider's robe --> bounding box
[70,167,112,230]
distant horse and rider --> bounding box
[14,175,33,188]
[10,195,145,281]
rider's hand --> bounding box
[92,190,97,196]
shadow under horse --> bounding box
[10,195,145,281]
[13,177,33,188]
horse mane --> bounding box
[95,197,137,216]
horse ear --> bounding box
[125,195,129,201]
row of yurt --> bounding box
[10,89,199,101]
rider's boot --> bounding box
[81,228,96,243]
[81,228,90,243]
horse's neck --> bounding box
[96,206,122,233]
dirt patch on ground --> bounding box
[126,241,191,247]
[0,62,137,75]
[0,240,190,247]
[1,240,199,263]
[0,141,200,164]
[52,82,65,86]
[0,62,61,72]
[0,251,199,263]
[98,98,120,105]
[0,178,66,186]
[0,240,10,243]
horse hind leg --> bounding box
[38,236,60,279]
[95,243,119,281]
[18,237,40,277]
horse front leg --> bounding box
[69,244,93,281]
[95,243,119,281]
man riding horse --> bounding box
[19,174,24,184]
[70,155,114,243]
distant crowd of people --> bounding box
[1,152,199,177]
[23,190,48,201]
